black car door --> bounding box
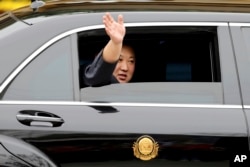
[0,15,248,167]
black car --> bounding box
[0,0,250,166]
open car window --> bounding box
[78,26,222,104]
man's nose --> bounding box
[120,61,128,71]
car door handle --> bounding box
[16,110,64,127]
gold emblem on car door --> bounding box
[133,135,159,161]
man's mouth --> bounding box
[118,74,127,81]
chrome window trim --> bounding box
[125,22,227,26]
[0,22,228,94]
[244,106,250,109]
[0,100,241,109]
[230,23,250,27]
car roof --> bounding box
[10,0,250,14]
[1,0,250,26]
[1,0,249,26]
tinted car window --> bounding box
[2,36,74,100]
[79,26,223,104]
[235,27,250,104]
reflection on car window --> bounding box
[3,36,74,101]
[78,26,223,104]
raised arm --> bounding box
[82,13,126,86]
[102,12,126,63]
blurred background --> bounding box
[0,0,49,13]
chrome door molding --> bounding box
[0,22,228,94]
[0,100,241,109]
[230,23,250,27]
[244,106,250,109]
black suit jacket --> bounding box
[81,50,118,87]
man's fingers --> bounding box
[104,13,123,25]
[103,12,116,27]
[106,12,114,23]
[103,13,125,36]
[118,14,124,25]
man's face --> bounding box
[113,46,135,83]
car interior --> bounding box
[78,26,221,88]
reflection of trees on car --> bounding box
[0,0,30,12]
[0,0,49,13]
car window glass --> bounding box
[242,28,250,61]
[81,82,223,104]
[78,26,223,104]
[238,27,250,104]
[2,36,74,101]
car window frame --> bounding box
[78,22,242,105]
[0,21,242,105]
